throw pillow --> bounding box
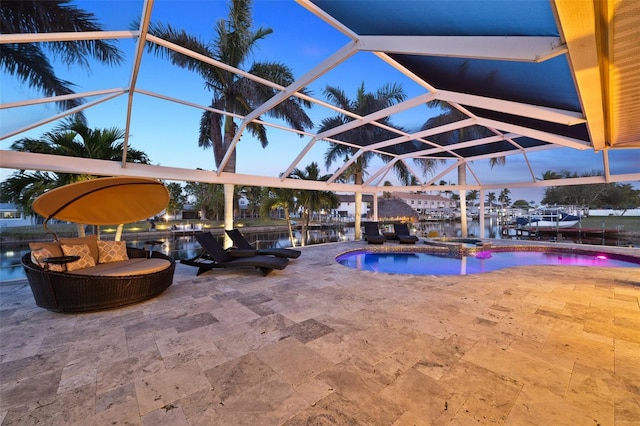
[61,244,96,272]
[30,247,66,272]
[97,240,128,263]
[29,242,63,258]
[59,235,99,264]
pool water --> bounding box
[336,250,640,275]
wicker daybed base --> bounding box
[21,247,175,313]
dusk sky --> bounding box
[1,0,638,204]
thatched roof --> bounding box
[377,197,418,222]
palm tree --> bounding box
[0,172,58,219]
[289,162,339,246]
[438,180,453,199]
[498,188,511,208]
[321,82,436,240]
[540,170,562,180]
[9,119,149,165]
[422,104,504,236]
[486,192,497,207]
[467,189,479,214]
[261,187,298,247]
[1,119,150,238]
[144,0,313,246]
[382,180,394,199]
[467,189,479,204]
[0,0,123,119]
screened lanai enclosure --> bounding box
[1,0,639,235]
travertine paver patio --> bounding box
[0,240,639,425]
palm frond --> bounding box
[489,156,506,169]
[1,0,123,67]
[323,137,355,170]
[199,110,214,149]
[0,171,63,215]
[0,44,87,122]
[145,21,214,79]
[322,86,351,111]
[246,120,268,147]
[3,120,151,212]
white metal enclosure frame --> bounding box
[1,0,638,197]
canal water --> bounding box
[2,220,637,282]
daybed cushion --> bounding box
[66,258,171,277]
[29,243,65,272]
[59,235,99,263]
[97,240,128,263]
[61,244,96,271]
[29,241,63,258]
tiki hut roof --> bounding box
[378,198,418,222]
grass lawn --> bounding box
[580,215,640,232]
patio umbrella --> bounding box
[33,176,170,228]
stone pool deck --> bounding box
[1,240,639,425]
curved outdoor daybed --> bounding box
[22,177,176,313]
[22,246,175,313]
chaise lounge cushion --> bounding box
[393,223,419,244]
[363,222,386,244]
[66,257,171,277]
[182,232,289,276]
[225,229,301,259]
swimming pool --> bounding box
[336,247,640,275]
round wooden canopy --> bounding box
[32,176,170,225]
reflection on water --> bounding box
[1,220,637,281]
[0,228,353,282]
[337,250,640,276]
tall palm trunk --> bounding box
[220,116,237,248]
[354,192,362,240]
[284,207,296,248]
[115,224,124,241]
[458,164,468,238]
[223,184,234,248]
[300,207,310,247]
[354,167,363,240]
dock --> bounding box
[501,225,632,240]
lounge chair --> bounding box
[393,223,420,244]
[225,229,301,259]
[181,232,289,276]
[363,222,386,244]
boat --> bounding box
[515,208,581,229]
[452,209,473,221]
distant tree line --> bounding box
[162,162,339,247]
[540,170,640,210]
